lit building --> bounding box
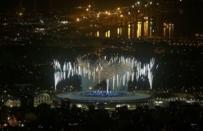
[5,99,21,108]
[34,93,53,107]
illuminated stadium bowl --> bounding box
[57,91,151,103]
[54,51,156,103]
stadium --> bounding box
[54,50,156,104]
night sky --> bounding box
[0,0,133,11]
[0,0,203,11]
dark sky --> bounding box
[0,0,133,11]
[0,0,203,10]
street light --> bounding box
[18,12,23,16]
[88,4,91,8]
[97,13,100,18]
[76,18,80,22]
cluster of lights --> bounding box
[133,1,159,6]
[163,22,175,39]
[53,55,156,92]
[73,1,160,25]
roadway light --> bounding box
[60,21,68,24]
[18,12,23,16]
[97,13,100,18]
[76,18,80,22]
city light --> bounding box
[88,4,91,8]
[117,27,122,37]
[163,22,174,39]
[144,17,149,37]
[128,12,131,15]
[137,21,142,38]
[97,13,100,18]
[96,31,100,37]
[128,24,131,39]
[105,30,111,38]
[18,12,23,16]
[105,11,111,16]
[76,18,80,22]
[60,0,182,40]
[60,20,68,24]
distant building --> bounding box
[33,93,53,107]
[5,99,21,108]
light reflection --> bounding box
[96,31,100,37]
[117,27,122,37]
[128,24,131,39]
[144,17,149,37]
[137,21,142,38]
[105,30,111,38]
